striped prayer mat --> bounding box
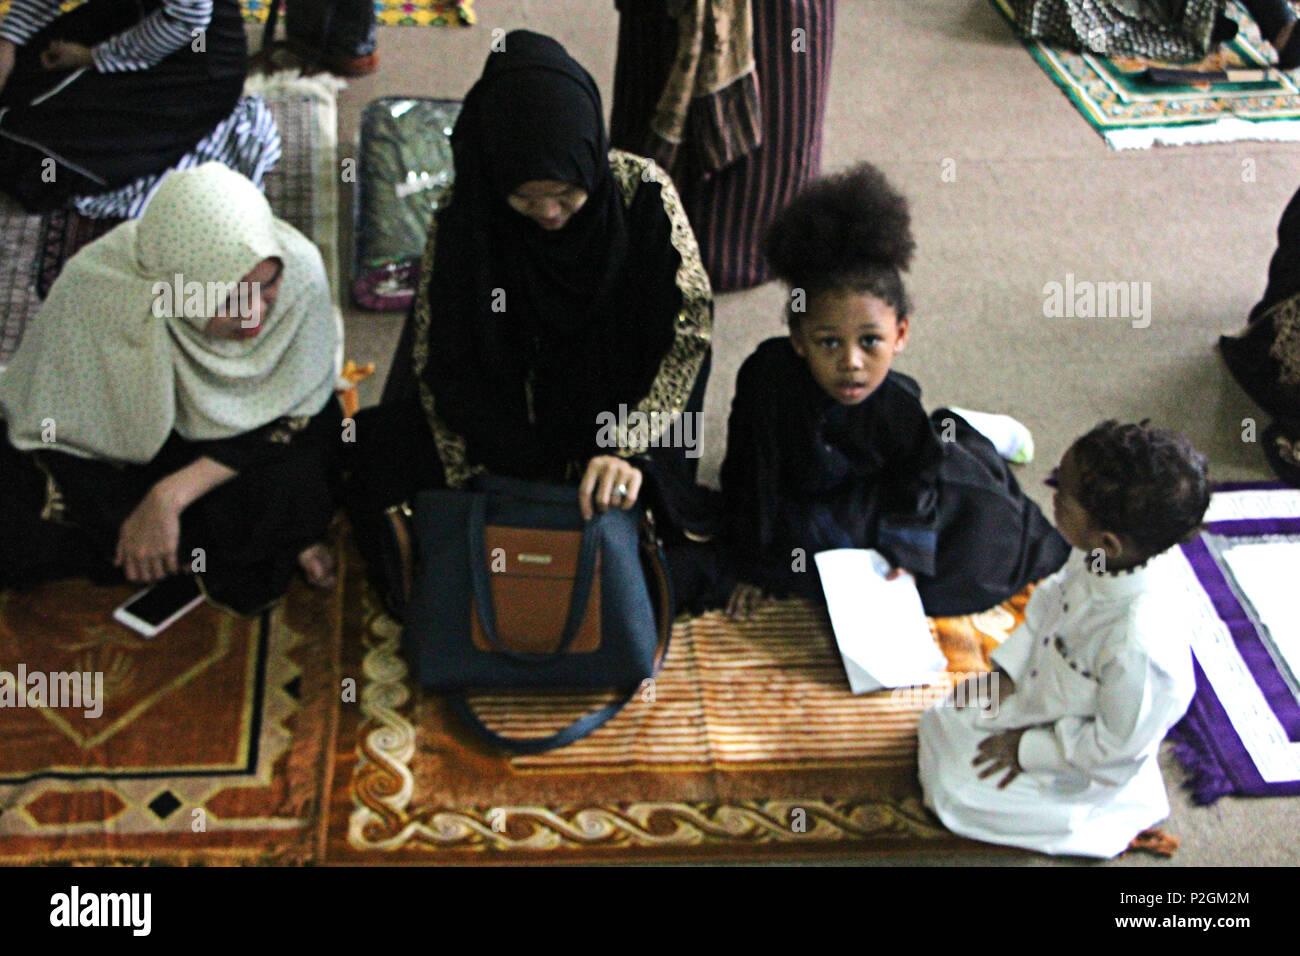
[330,550,1032,864]
[991,0,1300,149]
[0,201,43,369]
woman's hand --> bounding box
[114,457,237,582]
[40,40,94,71]
[115,486,183,583]
[725,582,768,620]
[578,455,642,521]
[972,728,1025,789]
[0,39,16,96]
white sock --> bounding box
[949,407,1035,463]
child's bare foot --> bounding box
[297,543,337,589]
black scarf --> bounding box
[420,31,679,479]
[722,339,945,581]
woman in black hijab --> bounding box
[374,30,717,608]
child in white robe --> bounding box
[918,420,1211,857]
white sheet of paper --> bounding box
[814,548,947,694]
[1220,542,1300,681]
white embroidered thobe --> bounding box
[918,549,1197,857]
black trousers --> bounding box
[0,414,340,616]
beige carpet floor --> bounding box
[309,0,1300,865]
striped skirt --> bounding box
[611,0,837,293]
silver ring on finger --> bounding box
[614,483,628,499]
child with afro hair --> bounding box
[720,162,1069,619]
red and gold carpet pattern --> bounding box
[330,559,1031,864]
[1,534,1031,864]
[0,566,342,865]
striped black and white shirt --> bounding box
[0,0,213,73]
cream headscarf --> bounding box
[0,163,339,464]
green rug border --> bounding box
[989,0,1300,134]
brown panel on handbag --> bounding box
[470,527,603,654]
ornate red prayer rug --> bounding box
[326,548,1031,865]
[0,560,343,865]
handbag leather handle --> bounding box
[451,519,675,755]
[467,493,602,663]
[448,692,633,755]
[640,516,673,672]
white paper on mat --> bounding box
[1220,542,1300,683]
[814,548,947,694]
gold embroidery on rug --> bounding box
[348,593,952,855]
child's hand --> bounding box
[973,729,1025,789]
[726,582,768,619]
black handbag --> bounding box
[402,476,673,753]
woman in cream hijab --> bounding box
[0,162,342,614]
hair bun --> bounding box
[762,162,915,289]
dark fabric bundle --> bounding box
[721,337,1070,616]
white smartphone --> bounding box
[113,576,206,638]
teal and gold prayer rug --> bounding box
[991,0,1300,149]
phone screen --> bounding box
[121,576,204,627]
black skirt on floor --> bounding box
[1220,180,1300,485]
[0,400,342,616]
[0,0,248,211]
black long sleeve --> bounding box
[189,396,341,473]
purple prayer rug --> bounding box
[1172,481,1300,804]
